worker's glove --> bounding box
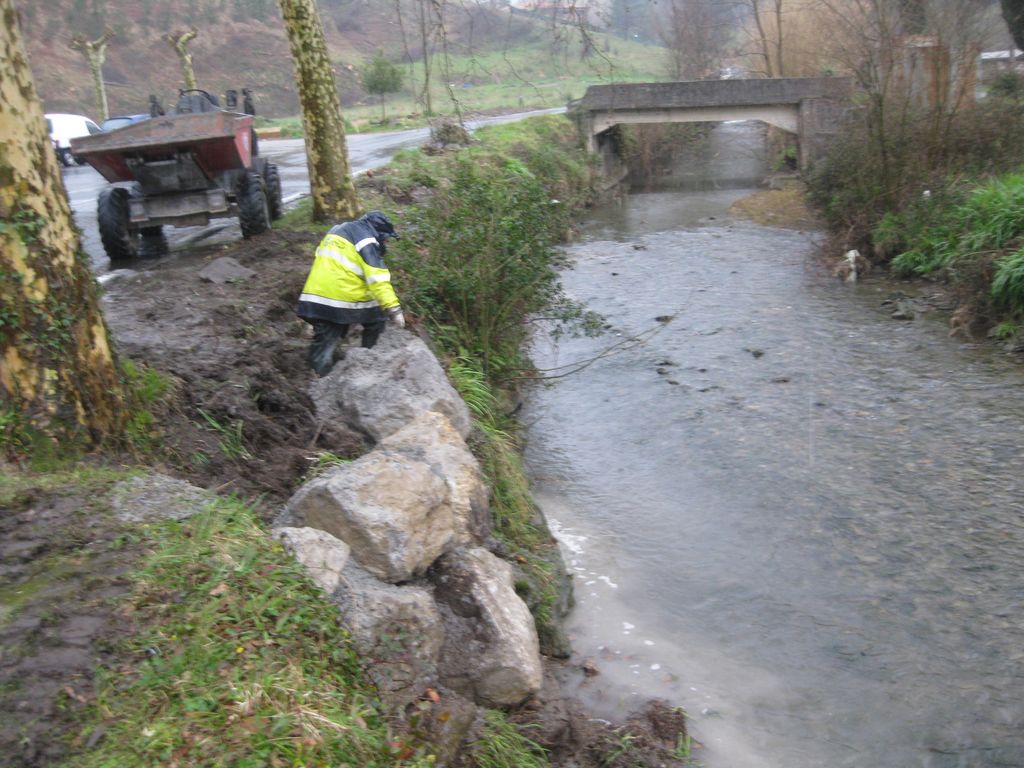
[387,306,406,329]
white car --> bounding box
[46,113,102,167]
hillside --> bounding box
[20,0,670,120]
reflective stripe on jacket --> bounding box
[296,220,400,325]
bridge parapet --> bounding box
[577,77,852,111]
[574,77,853,169]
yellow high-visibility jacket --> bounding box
[296,220,400,325]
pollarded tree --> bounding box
[276,0,359,222]
[1,0,127,445]
[167,27,198,90]
[70,30,113,121]
[363,50,404,121]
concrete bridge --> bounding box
[574,77,853,170]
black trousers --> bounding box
[308,319,385,376]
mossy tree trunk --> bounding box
[70,31,113,121]
[276,0,359,223]
[1,1,126,445]
[1002,0,1024,50]
[167,28,198,90]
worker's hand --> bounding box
[387,306,406,329]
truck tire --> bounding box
[265,163,283,220]
[57,147,72,167]
[238,172,270,238]
[97,187,139,261]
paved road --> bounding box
[64,108,563,276]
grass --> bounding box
[468,710,549,768]
[603,730,639,765]
[302,451,352,481]
[122,359,175,454]
[993,320,1020,340]
[992,249,1024,312]
[447,357,563,648]
[338,32,668,133]
[262,33,670,135]
[673,731,694,762]
[67,496,433,768]
[196,408,252,461]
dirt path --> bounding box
[0,476,139,767]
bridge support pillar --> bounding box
[798,97,850,169]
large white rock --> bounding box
[284,451,452,583]
[272,526,350,594]
[432,548,543,707]
[311,330,472,442]
[379,410,491,545]
[333,563,445,706]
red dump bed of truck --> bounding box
[71,111,254,184]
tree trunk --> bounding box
[71,33,112,121]
[276,0,359,223]
[1001,0,1024,51]
[1,1,126,445]
[418,0,434,115]
[750,0,775,77]
[774,0,785,77]
[167,28,198,90]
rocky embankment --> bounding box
[273,329,545,758]
[105,322,691,766]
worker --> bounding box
[296,210,405,376]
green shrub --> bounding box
[389,119,591,381]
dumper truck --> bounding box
[71,89,283,262]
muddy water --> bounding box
[524,123,1024,767]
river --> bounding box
[523,122,1024,767]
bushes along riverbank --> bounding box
[807,87,1024,342]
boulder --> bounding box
[283,451,452,583]
[311,330,471,442]
[272,526,350,594]
[379,410,491,544]
[333,563,445,707]
[109,474,212,523]
[198,256,256,284]
[431,548,543,707]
